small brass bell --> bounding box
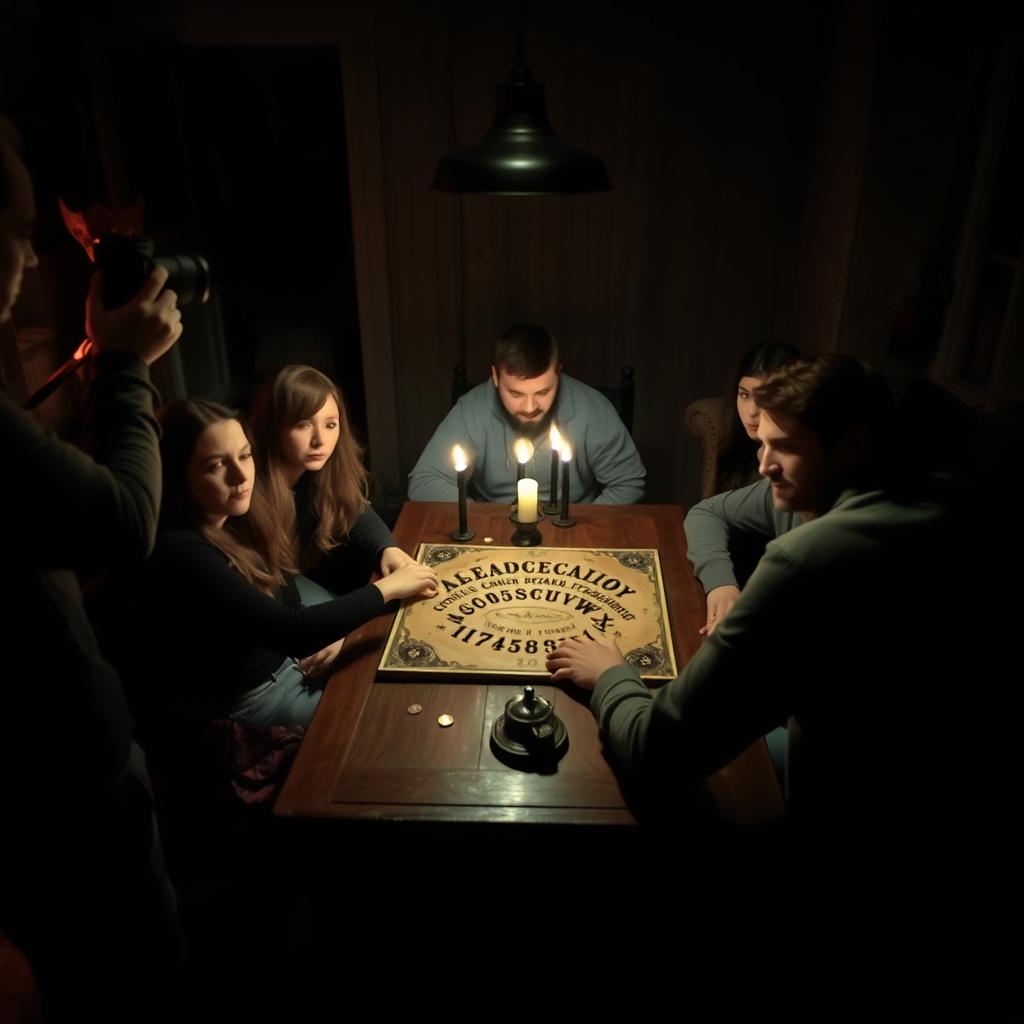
[490,685,568,769]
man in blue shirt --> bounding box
[408,324,645,504]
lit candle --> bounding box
[559,444,572,521]
[548,423,563,507]
[517,478,539,524]
[453,444,470,539]
[514,438,534,483]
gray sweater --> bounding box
[592,487,956,826]
[684,477,800,592]
[408,374,645,505]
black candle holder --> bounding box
[509,510,543,546]
[551,507,576,528]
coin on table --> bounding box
[437,713,455,728]
[407,704,423,716]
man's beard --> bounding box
[500,404,555,440]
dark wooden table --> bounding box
[275,502,783,827]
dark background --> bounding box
[2,0,1020,510]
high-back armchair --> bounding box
[684,396,729,499]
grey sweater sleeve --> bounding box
[590,540,801,781]
[684,477,797,592]
[586,396,646,505]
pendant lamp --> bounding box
[432,45,611,196]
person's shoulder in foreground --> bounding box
[548,355,972,834]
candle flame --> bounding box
[452,445,468,472]
[549,423,563,451]
[514,438,534,464]
[561,443,572,462]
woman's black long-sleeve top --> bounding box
[144,528,386,711]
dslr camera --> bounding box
[93,234,211,309]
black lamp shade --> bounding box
[432,65,612,196]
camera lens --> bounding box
[155,254,211,306]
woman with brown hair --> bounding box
[147,398,436,727]
[248,365,417,617]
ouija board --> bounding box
[378,544,677,680]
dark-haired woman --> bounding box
[713,342,802,494]
[147,399,436,727]
[686,343,802,637]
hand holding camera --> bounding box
[24,231,210,407]
[86,265,183,365]
[87,233,210,364]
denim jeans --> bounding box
[227,574,338,728]
[228,657,323,728]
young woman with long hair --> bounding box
[147,398,436,727]
[248,365,417,603]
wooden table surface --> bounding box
[274,502,784,826]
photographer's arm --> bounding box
[0,268,182,570]
[2,355,160,569]
[86,266,182,365]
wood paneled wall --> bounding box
[372,1,830,504]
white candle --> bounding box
[517,478,539,523]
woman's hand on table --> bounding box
[373,561,439,602]
[546,634,625,691]
[298,638,345,679]
[379,546,417,577]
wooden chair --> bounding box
[451,360,472,406]
[685,396,729,499]
[594,366,636,434]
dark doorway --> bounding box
[108,41,366,437]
